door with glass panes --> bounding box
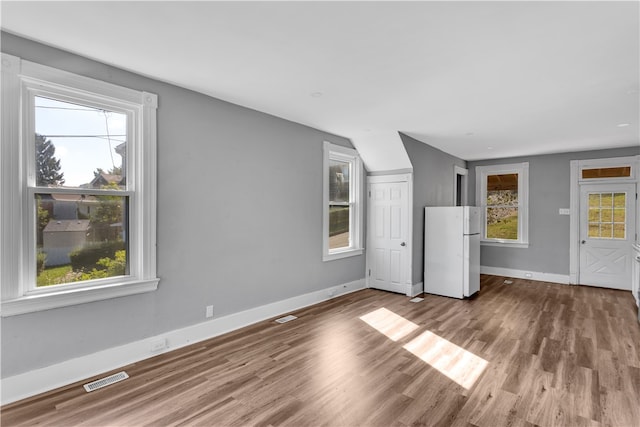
[579,183,636,289]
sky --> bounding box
[35,96,127,187]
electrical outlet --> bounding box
[525,273,533,278]
[150,338,167,353]
[206,305,214,318]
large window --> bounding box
[476,163,529,247]
[1,53,158,316]
[323,141,363,261]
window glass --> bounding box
[328,160,350,250]
[582,166,631,180]
[35,96,127,189]
[588,192,626,239]
[34,95,130,288]
[486,173,518,240]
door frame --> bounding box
[453,165,469,206]
[366,173,413,296]
[569,155,640,285]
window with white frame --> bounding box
[1,53,158,316]
[323,141,364,261]
[476,162,529,247]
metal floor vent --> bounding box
[275,314,298,324]
[83,371,129,392]
[504,280,514,284]
[409,297,424,303]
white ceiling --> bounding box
[2,1,639,171]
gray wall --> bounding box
[1,33,365,377]
[468,146,640,275]
[400,133,467,285]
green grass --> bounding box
[37,264,74,287]
[487,215,518,240]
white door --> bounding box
[579,183,636,290]
[367,179,410,295]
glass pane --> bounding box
[486,174,518,206]
[613,209,625,222]
[329,205,350,250]
[36,193,128,287]
[329,160,350,203]
[35,96,127,189]
[582,166,631,179]
[486,207,518,240]
[586,192,626,240]
[613,223,625,239]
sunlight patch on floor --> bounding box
[403,330,488,389]
[359,307,419,341]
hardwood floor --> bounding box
[3,275,640,426]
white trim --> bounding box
[577,156,637,183]
[367,173,411,184]
[475,162,529,246]
[1,279,159,317]
[453,165,468,206]
[322,141,364,262]
[481,266,571,285]
[0,278,366,405]
[569,155,640,286]
[0,54,159,316]
[569,160,580,284]
[410,282,423,297]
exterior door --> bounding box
[579,183,636,290]
[367,178,410,295]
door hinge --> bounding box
[368,190,371,198]
[368,269,371,276]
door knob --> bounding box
[581,240,586,244]
[400,242,406,246]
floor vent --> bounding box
[83,371,129,392]
[504,280,514,284]
[410,297,424,303]
[275,315,298,324]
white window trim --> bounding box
[475,162,529,248]
[322,141,364,261]
[1,53,159,316]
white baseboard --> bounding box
[481,266,571,285]
[1,278,366,405]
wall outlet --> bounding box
[150,338,167,353]
[558,208,570,215]
[525,273,533,278]
[206,305,214,318]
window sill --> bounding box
[1,278,159,317]
[323,248,364,262]
[481,241,529,249]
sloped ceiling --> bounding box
[1,1,638,171]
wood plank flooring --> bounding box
[3,275,640,426]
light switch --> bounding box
[559,208,570,215]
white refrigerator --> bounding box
[424,206,481,299]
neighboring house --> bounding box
[42,219,90,266]
[89,172,124,189]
